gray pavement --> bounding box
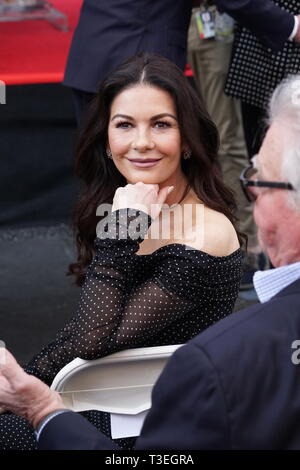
[0,225,258,365]
[0,225,80,364]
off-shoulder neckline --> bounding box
[135,243,242,260]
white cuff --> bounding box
[289,16,299,40]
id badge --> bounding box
[195,9,215,39]
[215,12,234,42]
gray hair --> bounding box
[268,75,300,210]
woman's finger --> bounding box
[156,186,174,208]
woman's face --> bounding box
[107,84,185,187]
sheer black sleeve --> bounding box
[24,209,199,385]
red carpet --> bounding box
[0,1,192,86]
[0,0,83,85]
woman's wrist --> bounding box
[96,208,153,243]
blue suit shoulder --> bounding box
[188,279,300,360]
[157,279,300,449]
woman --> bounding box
[0,53,243,449]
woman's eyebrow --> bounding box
[111,114,134,121]
[150,113,178,121]
[111,113,178,121]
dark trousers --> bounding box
[241,102,267,160]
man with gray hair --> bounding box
[1,77,300,449]
[239,74,300,268]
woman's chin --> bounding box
[125,173,163,185]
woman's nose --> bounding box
[132,128,154,151]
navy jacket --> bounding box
[63,0,193,92]
[39,279,300,450]
[63,0,295,93]
[216,0,295,51]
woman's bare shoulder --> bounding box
[200,207,240,257]
[179,205,240,257]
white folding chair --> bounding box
[51,344,182,438]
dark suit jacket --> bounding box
[225,0,300,109]
[63,0,295,93]
[39,278,300,450]
[216,0,295,52]
[63,0,193,93]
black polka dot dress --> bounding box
[225,0,300,108]
[0,210,242,449]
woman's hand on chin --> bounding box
[112,182,174,220]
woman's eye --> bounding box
[154,121,171,128]
[115,121,132,129]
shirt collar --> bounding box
[253,261,300,303]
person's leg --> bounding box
[188,31,259,256]
[71,88,96,127]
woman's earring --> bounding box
[106,148,113,159]
[183,149,191,160]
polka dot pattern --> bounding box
[0,210,242,449]
[225,0,300,108]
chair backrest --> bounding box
[50,344,182,438]
[51,344,182,415]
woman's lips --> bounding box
[127,158,162,168]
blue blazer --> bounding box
[216,0,295,52]
[39,279,300,450]
[63,0,193,93]
[63,0,294,93]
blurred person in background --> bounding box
[225,0,300,158]
[188,0,300,287]
[63,0,193,125]
[188,2,260,289]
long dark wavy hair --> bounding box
[68,53,245,286]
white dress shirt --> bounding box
[253,261,300,304]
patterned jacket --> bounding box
[225,0,300,108]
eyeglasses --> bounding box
[240,164,294,202]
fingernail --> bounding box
[167,186,174,195]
